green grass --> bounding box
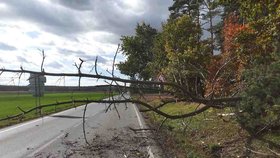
[145,100,248,157]
[145,99,280,157]
[0,92,110,128]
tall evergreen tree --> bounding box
[169,0,201,20]
[169,0,222,55]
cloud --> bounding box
[87,0,172,36]
[0,0,91,37]
[0,0,172,38]
[0,0,173,86]
[0,42,16,51]
[79,54,107,64]
[17,56,28,63]
[58,48,86,56]
[90,31,120,44]
[54,0,93,11]
[43,41,55,46]
[46,61,63,69]
[26,31,40,39]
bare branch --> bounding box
[112,44,120,77]
[74,58,85,90]
[158,118,168,130]
[94,56,99,75]
[128,127,155,133]
[267,147,280,157]
[244,147,276,157]
[40,50,46,72]
[0,98,219,122]
[17,106,26,113]
[209,56,237,99]
[140,98,185,112]
[83,101,90,145]
[0,67,241,106]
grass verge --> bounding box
[0,92,109,128]
[142,97,280,158]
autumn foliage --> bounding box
[205,14,249,97]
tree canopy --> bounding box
[117,23,157,80]
[118,0,280,148]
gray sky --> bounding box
[0,0,172,86]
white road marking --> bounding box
[0,118,43,134]
[133,105,144,128]
[133,104,155,158]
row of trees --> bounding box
[118,0,280,149]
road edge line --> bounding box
[133,104,155,158]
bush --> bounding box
[236,60,280,137]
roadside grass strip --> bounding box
[0,92,109,128]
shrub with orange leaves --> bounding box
[205,14,249,97]
[223,14,249,54]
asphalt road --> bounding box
[0,96,163,158]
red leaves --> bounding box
[205,14,249,97]
[223,14,248,54]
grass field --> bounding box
[0,92,110,128]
